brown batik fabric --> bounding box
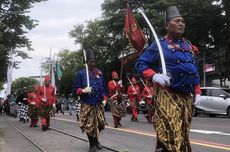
[80,103,106,138]
[38,102,52,117]
[153,87,193,152]
[109,99,127,117]
[28,104,38,119]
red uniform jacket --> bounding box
[108,80,123,100]
[141,86,154,104]
[37,85,55,106]
[127,84,141,102]
[27,92,39,107]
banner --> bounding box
[125,3,146,56]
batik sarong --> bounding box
[80,104,106,138]
[153,87,193,152]
[109,95,128,117]
[28,104,38,119]
[38,102,52,117]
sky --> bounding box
[13,0,104,79]
[0,0,104,97]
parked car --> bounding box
[193,87,230,117]
[138,100,147,114]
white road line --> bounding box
[191,129,230,136]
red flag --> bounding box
[125,3,146,56]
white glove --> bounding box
[147,95,152,99]
[41,98,47,102]
[31,102,36,105]
[52,103,56,108]
[194,94,201,106]
[140,100,145,104]
[127,102,130,106]
[118,80,123,86]
[82,87,92,93]
[102,100,107,107]
[23,98,27,101]
[152,73,171,86]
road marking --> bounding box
[54,117,230,151]
[191,129,230,136]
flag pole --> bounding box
[137,7,167,74]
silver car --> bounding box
[193,87,230,117]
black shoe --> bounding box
[89,145,97,152]
[42,125,47,131]
[95,139,102,150]
[23,119,26,123]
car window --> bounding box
[223,89,230,95]
[201,89,208,96]
[212,89,227,97]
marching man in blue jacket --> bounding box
[136,6,201,152]
[73,48,108,152]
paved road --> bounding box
[1,112,230,152]
[51,111,230,152]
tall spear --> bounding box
[130,1,167,74]
[83,49,90,87]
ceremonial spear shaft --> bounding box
[137,8,167,75]
[83,50,90,87]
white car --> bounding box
[193,87,230,117]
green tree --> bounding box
[56,49,83,95]
[12,77,38,94]
[70,0,229,80]
[0,0,47,87]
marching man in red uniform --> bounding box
[27,85,39,127]
[37,75,55,131]
[108,71,125,128]
[127,77,141,121]
[141,80,154,123]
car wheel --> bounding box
[227,107,230,117]
[192,107,197,117]
[209,114,216,117]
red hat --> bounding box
[44,75,51,81]
[112,71,118,78]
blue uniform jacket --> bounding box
[73,68,108,105]
[135,37,200,94]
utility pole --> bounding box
[203,47,206,87]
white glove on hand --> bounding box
[23,98,27,101]
[31,102,36,105]
[82,87,92,93]
[41,98,47,102]
[194,94,201,106]
[52,103,56,108]
[102,100,106,107]
[118,80,123,86]
[147,95,152,99]
[152,73,171,86]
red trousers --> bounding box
[41,116,50,127]
[131,107,138,119]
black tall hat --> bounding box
[86,49,96,61]
[165,6,181,22]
